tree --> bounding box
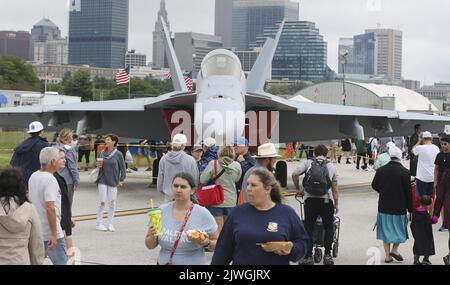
[64,70,93,101]
[266,85,290,95]
[0,56,41,91]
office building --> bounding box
[232,0,299,50]
[31,18,68,65]
[365,28,402,80]
[0,31,31,60]
[234,48,261,72]
[126,50,147,67]
[215,0,233,48]
[254,21,327,81]
[174,32,223,77]
[68,0,129,68]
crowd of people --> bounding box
[0,120,449,265]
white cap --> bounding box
[422,131,432,139]
[203,137,216,148]
[172,134,187,146]
[386,142,395,150]
[388,146,402,160]
[27,121,44,134]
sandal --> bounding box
[390,252,404,262]
[384,258,394,263]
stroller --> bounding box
[295,194,341,263]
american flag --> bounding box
[184,70,193,92]
[115,66,130,85]
[164,70,193,91]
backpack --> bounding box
[302,158,332,196]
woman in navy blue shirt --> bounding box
[212,168,309,265]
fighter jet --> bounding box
[1,18,449,144]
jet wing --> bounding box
[246,92,450,141]
[0,91,196,139]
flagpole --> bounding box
[128,78,131,99]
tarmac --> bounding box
[48,159,450,265]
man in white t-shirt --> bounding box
[413,131,440,198]
[29,147,68,265]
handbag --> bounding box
[166,203,194,265]
[196,160,226,206]
[89,168,99,183]
[89,149,118,184]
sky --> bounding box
[0,0,449,85]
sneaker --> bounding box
[96,224,107,231]
[298,257,314,265]
[438,226,448,232]
[131,167,138,172]
[323,254,334,265]
[421,260,432,266]
[444,255,450,265]
[146,167,152,171]
[108,225,115,232]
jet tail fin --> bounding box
[247,20,285,93]
[160,16,188,92]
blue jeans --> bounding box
[44,238,69,265]
[206,207,234,217]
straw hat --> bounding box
[253,143,281,158]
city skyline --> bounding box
[0,0,449,84]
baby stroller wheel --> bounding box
[332,242,339,258]
[313,248,323,263]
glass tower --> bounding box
[68,0,129,68]
[253,21,327,81]
[353,32,377,75]
[232,0,299,50]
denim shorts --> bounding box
[416,179,434,197]
[44,238,69,265]
[206,206,234,217]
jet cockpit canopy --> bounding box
[200,49,242,80]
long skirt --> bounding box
[376,213,408,244]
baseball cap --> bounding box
[192,144,202,152]
[422,131,432,139]
[233,137,249,146]
[27,121,44,134]
[172,134,187,145]
[203,137,216,148]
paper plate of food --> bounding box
[186,230,208,242]
[256,241,292,252]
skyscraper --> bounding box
[254,21,327,81]
[365,28,402,80]
[353,32,377,75]
[153,0,171,68]
[31,18,61,42]
[231,0,299,50]
[215,0,233,48]
[31,18,68,65]
[68,0,129,68]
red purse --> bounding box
[197,160,225,206]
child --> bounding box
[410,195,436,265]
